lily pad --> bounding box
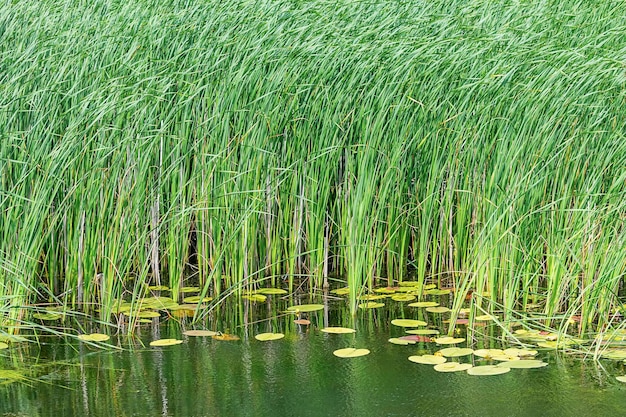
[183,296,213,303]
[406,329,440,335]
[408,354,447,365]
[32,312,64,321]
[150,339,183,347]
[434,337,465,345]
[180,286,200,293]
[437,347,474,357]
[255,333,285,341]
[490,354,520,362]
[473,349,505,358]
[398,281,421,287]
[148,285,170,291]
[616,376,626,383]
[391,319,427,327]
[333,348,370,358]
[294,319,311,325]
[391,294,416,302]
[321,327,356,334]
[257,288,288,295]
[77,333,110,342]
[408,301,440,308]
[467,365,511,376]
[388,337,416,345]
[243,294,267,302]
[183,330,217,337]
[331,287,350,296]
[0,342,8,350]
[601,350,626,360]
[434,362,473,372]
[212,333,240,341]
[286,304,324,313]
[503,348,537,357]
[374,288,396,294]
[475,314,495,321]
[497,360,548,369]
[358,302,385,309]
[399,335,432,343]
[358,294,386,301]
[426,306,451,314]
[425,289,451,296]
[132,311,161,318]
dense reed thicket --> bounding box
[1,0,625,332]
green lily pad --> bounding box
[150,339,183,347]
[615,376,626,383]
[132,310,161,318]
[388,337,416,345]
[467,365,511,376]
[398,281,421,287]
[438,347,474,357]
[148,285,170,291]
[257,288,288,295]
[358,294,386,301]
[408,354,447,365]
[243,294,267,302]
[183,330,217,337]
[503,348,537,357]
[434,337,465,345]
[475,314,495,321]
[77,333,110,342]
[391,294,416,302]
[321,327,356,334]
[183,296,213,303]
[286,304,324,313]
[358,302,385,309]
[374,288,396,294]
[425,289,451,296]
[32,312,64,321]
[255,333,285,341]
[180,286,200,293]
[0,342,8,350]
[405,329,439,335]
[497,360,548,369]
[333,348,370,358]
[391,319,427,327]
[601,350,626,360]
[426,306,451,314]
[434,362,473,372]
[490,354,520,362]
[331,287,350,296]
[473,349,505,358]
[408,301,440,308]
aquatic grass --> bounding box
[0,0,625,340]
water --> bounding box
[2,298,626,416]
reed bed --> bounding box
[1,0,625,337]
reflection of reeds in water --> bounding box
[1,0,625,337]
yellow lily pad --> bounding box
[243,294,267,302]
[148,285,170,291]
[358,294,386,301]
[467,365,511,376]
[408,354,447,365]
[183,296,213,303]
[391,294,416,302]
[321,327,356,334]
[408,301,440,308]
[475,314,495,321]
[254,333,285,341]
[333,348,370,358]
[183,330,217,337]
[388,338,416,345]
[438,347,474,357]
[358,302,385,309]
[150,339,183,347]
[331,287,350,296]
[132,311,160,318]
[391,319,427,327]
[257,288,288,295]
[374,288,396,294]
[180,286,200,293]
[286,304,324,313]
[425,289,451,296]
[77,333,110,342]
[434,337,465,345]
[503,348,537,357]
[434,362,473,372]
[491,355,520,362]
[426,307,451,314]
[473,349,505,358]
[497,360,548,369]
[398,281,421,287]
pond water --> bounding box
[2,295,626,417]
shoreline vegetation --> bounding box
[1,0,625,349]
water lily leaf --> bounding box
[475,314,495,321]
[391,319,427,327]
[616,376,626,383]
[358,294,386,301]
[391,294,416,302]
[180,286,200,293]
[183,330,217,337]
[333,348,370,358]
[425,289,451,296]
[496,360,548,369]
[467,365,510,376]
[399,281,421,287]
[168,304,197,311]
[408,301,440,308]
[212,333,240,341]
[426,307,450,314]
[257,288,288,295]
[358,302,385,309]
[601,350,626,360]
[171,310,194,318]
[150,339,183,347]
[321,327,356,334]
[490,354,520,362]
[286,304,324,313]
[242,294,267,302]
[148,285,170,291]
[0,342,8,350]
[77,333,110,342]
[331,287,350,296]
[399,335,432,342]
[294,319,311,325]
[183,296,213,303]
[434,362,473,372]
[133,310,160,318]
[374,288,396,294]
[473,349,505,358]
[438,347,474,357]
[388,337,416,345]
[434,337,465,345]
[423,284,437,290]
[406,329,440,335]
[255,333,285,341]
[32,312,64,321]
[503,348,537,357]
[408,354,447,365]
[394,287,416,293]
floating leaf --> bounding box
[434,362,473,372]
[406,329,440,335]
[333,348,370,358]
[388,337,416,345]
[409,354,447,365]
[148,285,170,291]
[257,288,288,295]
[408,301,440,308]
[183,296,212,303]
[294,319,311,325]
[391,294,416,302]
[398,281,421,287]
[434,337,465,345]
[391,319,427,327]
[616,376,626,383]
[242,294,267,302]
[150,339,183,347]
[286,304,324,313]
[321,327,356,334]
[425,289,451,296]
[497,360,548,369]
[32,312,63,321]
[358,302,385,309]
[183,330,217,337]
[467,365,510,376]
[180,286,200,293]
[503,348,537,357]
[399,335,432,343]
[132,310,160,318]
[255,333,285,341]
[438,347,474,357]
[358,294,386,301]
[475,314,495,321]
[77,333,110,342]
[426,307,450,314]
[0,342,8,350]
[374,288,396,294]
[331,287,350,296]
[473,349,505,358]
[490,354,520,362]
[212,333,240,341]
[601,350,626,360]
